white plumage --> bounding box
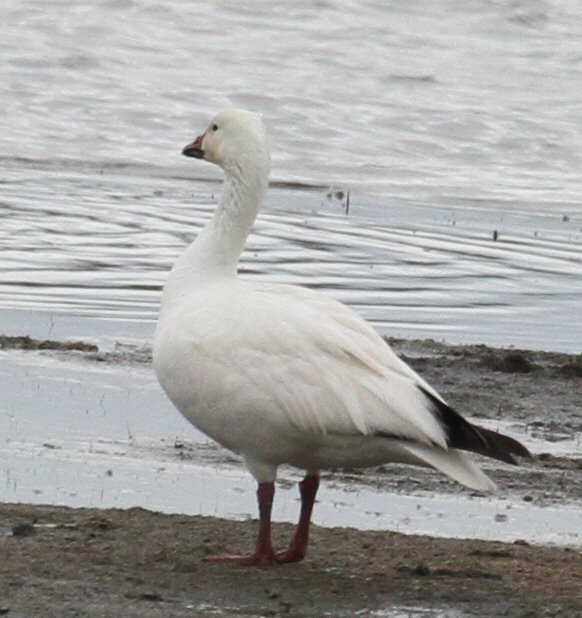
[153,109,529,566]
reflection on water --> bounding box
[1,0,581,351]
[1,158,580,352]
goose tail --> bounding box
[402,443,497,492]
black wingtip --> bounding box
[419,387,531,465]
[471,425,532,464]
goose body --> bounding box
[153,109,530,566]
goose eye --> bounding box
[211,124,219,132]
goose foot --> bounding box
[274,474,319,564]
[274,548,306,564]
[205,551,275,566]
[205,482,276,567]
[204,475,320,567]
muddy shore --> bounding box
[0,336,580,616]
[1,502,581,618]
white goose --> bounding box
[153,109,530,566]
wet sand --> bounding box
[1,502,581,618]
[1,337,581,616]
[0,505,582,617]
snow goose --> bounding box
[153,109,530,566]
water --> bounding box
[2,350,580,547]
[1,1,581,544]
[1,0,581,351]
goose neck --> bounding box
[159,162,268,317]
[203,163,267,269]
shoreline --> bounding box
[1,335,580,616]
[1,502,581,617]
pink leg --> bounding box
[276,474,320,564]
[206,482,276,566]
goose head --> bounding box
[182,109,271,177]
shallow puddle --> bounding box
[1,349,580,548]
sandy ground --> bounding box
[1,503,581,618]
[0,336,581,617]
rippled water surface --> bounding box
[1,0,581,351]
